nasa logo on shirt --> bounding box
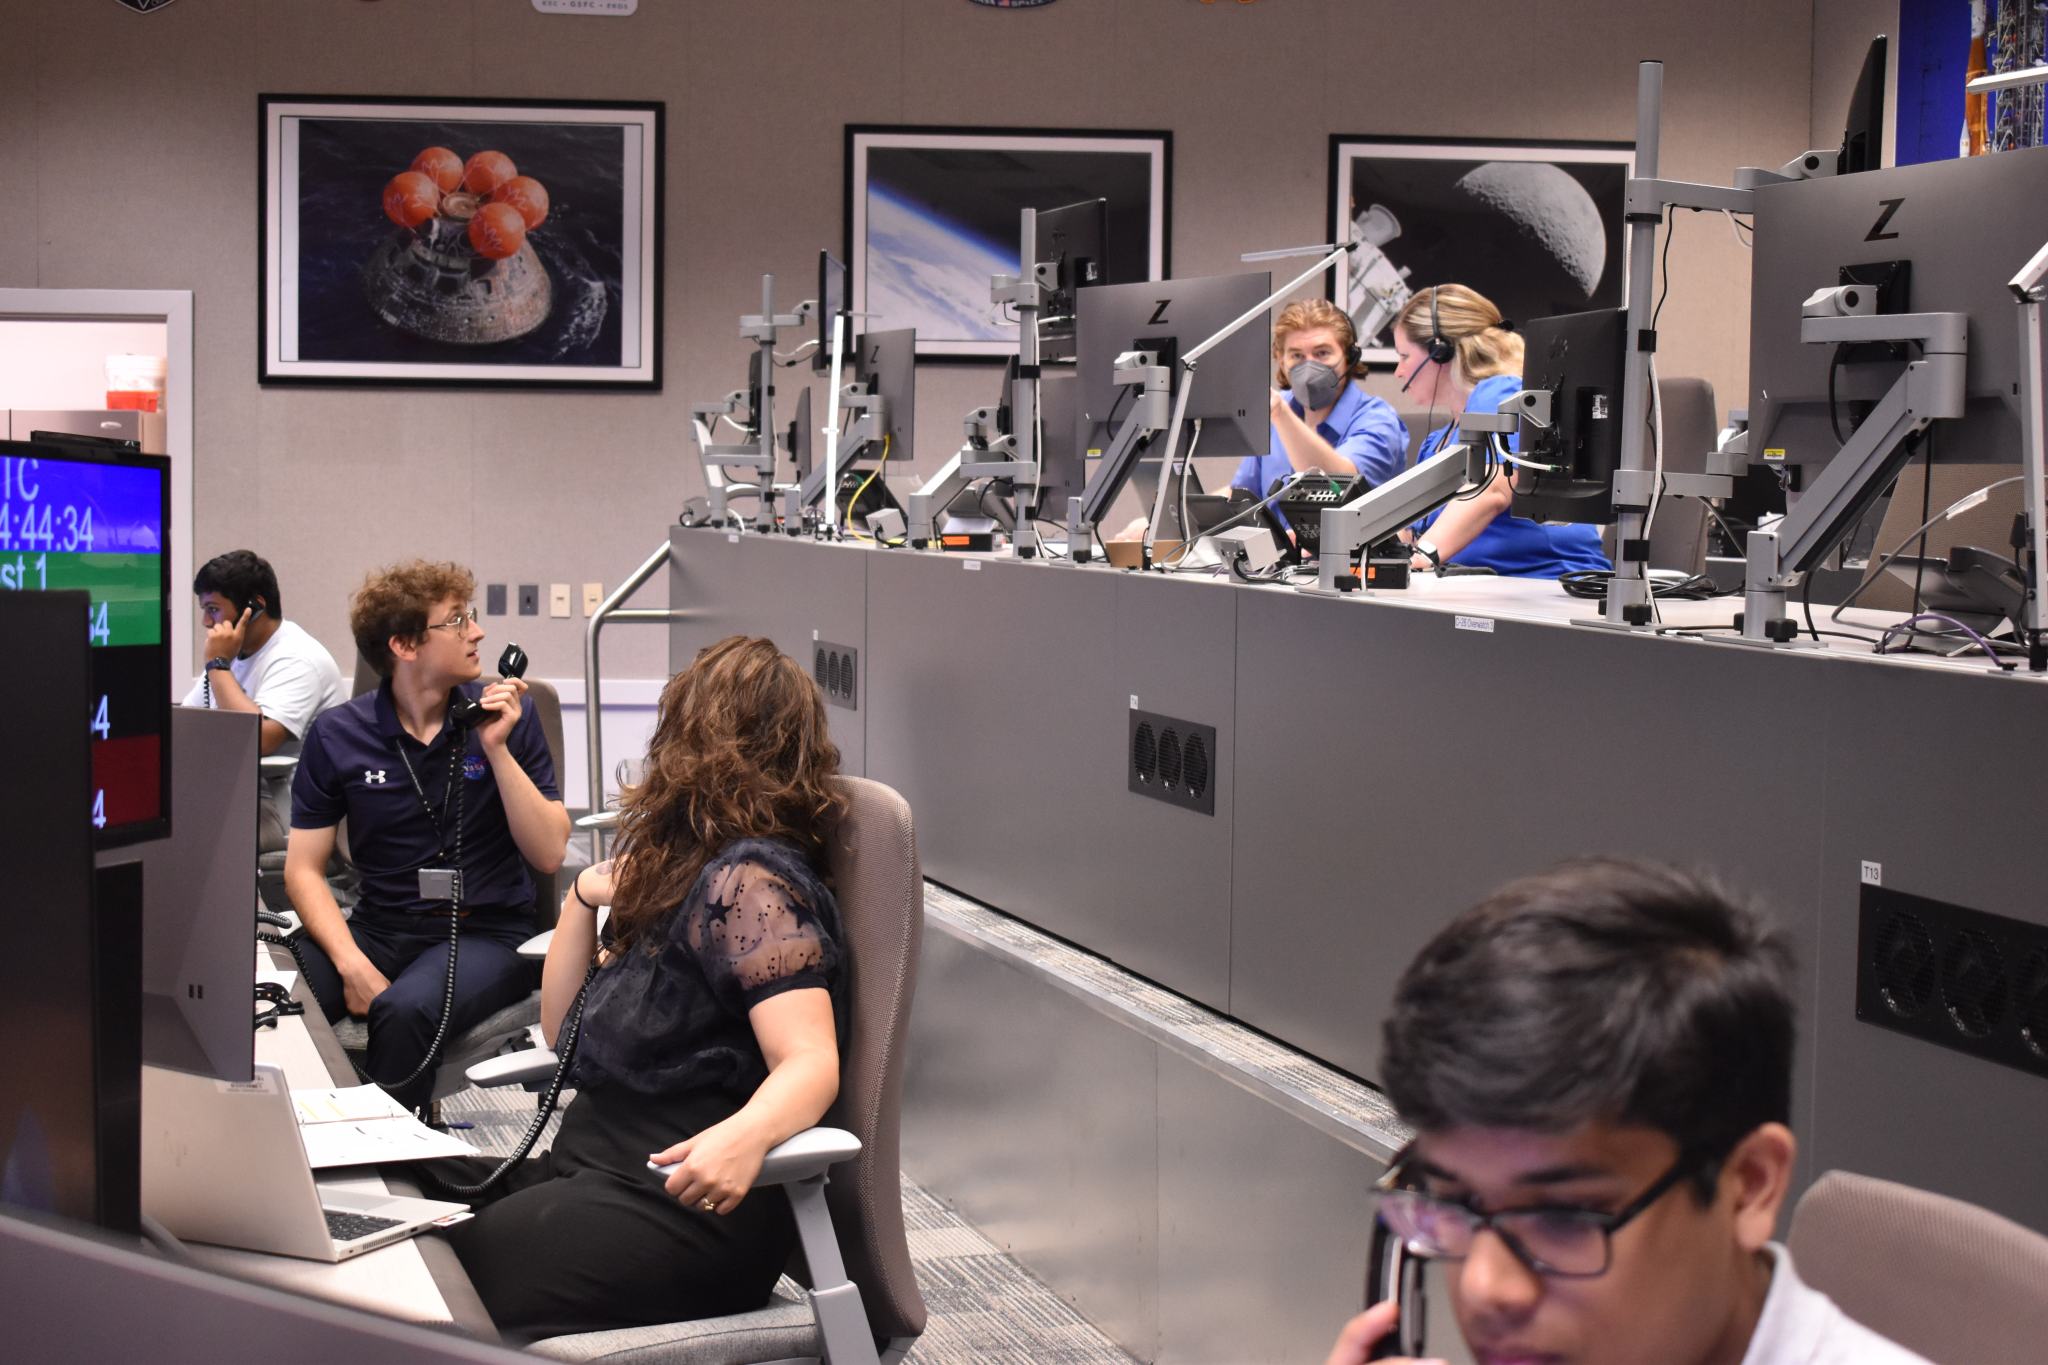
[464,755,489,781]
[114,0,181,13]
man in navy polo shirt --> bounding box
[285,560,570,1112]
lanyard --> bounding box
[394,730,464,861]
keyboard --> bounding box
[324,1208,405,1243]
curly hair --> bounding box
[1271,297,1367,387]
[350,560,475,677]
[606,636,847,954]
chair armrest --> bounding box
[260,754,300,773]
[517,928,553,961]
[574,810,620,829]
[752,1127,861,1188]
[467,1048,559,1088]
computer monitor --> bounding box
[1510,307,1629,524]
[850,326,916,468]
[814,250,848,373]
[0,436,171,847]
[0,592,140,1235]
[1838,35,1887,176]
[1074,271,1274,463]
[1035,197,1109,364]
[1747,144,2048,571]
[117,706,259,1084]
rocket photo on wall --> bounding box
[1327,137,1632,364]
[260,95,664,389]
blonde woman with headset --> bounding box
[1392,285,1610,578]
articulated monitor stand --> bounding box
[1738,295,1967,644]
[909,208,1054,556]
[695,274,808,532]
[2011,236,2048,671]
[1305,408,1503,594]
[1064,354,1173,563]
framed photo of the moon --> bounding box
[846,126,1170,360]
[260,95,663,388]
[1327,137,1632,364]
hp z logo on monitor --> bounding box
[1866,197,1904,242]
[1148,301,1171,326]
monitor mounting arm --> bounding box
[1306,403,1515,593]
[1065,352,1173,562]
[696,273,809,532]
[1739,291,1967,643]
[908,208,1055,554]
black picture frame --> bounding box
[259,94,664,389]
[1326,135,1633,363]
[844,124,1171,361]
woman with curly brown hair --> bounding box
[423,635,849,1342]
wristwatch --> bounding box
[204,657,234,672]
[1413,538,1443,570]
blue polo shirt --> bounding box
[291,679,560,914]
[1229,383,1410,515]
[1413,373,1612,578]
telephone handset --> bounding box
[1364,1212,1429,1360]
[450,643,529,730]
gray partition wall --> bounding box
[671,528,2048,1233]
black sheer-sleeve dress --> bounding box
[420,837,844,1343]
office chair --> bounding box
[469,775,928,1365]
[1597,376,1717,573]
[328,671,568,1107]
[1786,1169,2048,1365]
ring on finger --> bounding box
[699,1195,718,1212]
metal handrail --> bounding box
[584,539,688,859]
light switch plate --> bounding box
[518,585,539,616]
[581,582,603,616]
[549,583,571,618]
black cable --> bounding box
[1651,208,1677,332]
[1827,345,1848,445]
[1911,429,1933,618]
[1558,569,1726,601]
[438,960,600,1198]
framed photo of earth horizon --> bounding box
[1327,137,1632,365]
[846,126,1170,361]
[260,94,663,389]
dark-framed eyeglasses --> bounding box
[425,607,482,633]
[1373,1141,1715,1279]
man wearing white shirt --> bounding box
[1323,859,1932,1365]
[180,550,346,849]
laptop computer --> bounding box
[142,1063,470,1262]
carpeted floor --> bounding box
[437,1085,1137,1365]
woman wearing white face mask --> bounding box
[1230,299,1411,512]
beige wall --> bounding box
[1,0,1835,678]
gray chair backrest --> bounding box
[351,652,379,699]
[1648,377,1716,574]
[1851,461,2018,613]
[1596,376,1717,573]
[816,775,927,1341]
[1787,1169,2048,1365]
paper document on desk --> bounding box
[292,1084,477,1168]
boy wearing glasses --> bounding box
[285,560,569,1112]
[1326,858,1930,1365]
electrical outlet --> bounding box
[518,584,539,616]
[549,583,571,618]
[582,582,603,616]
[486,584,507,616]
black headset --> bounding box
[1424,286,1455,367]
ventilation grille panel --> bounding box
[1127,709,1216,815]
[1857,885,2048,1080]
[813,641,857,710]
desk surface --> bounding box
[176,951,496,1338]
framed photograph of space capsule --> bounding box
[845,125,1171,360]
[260,95,663,388]
[1326,137,1632,365]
